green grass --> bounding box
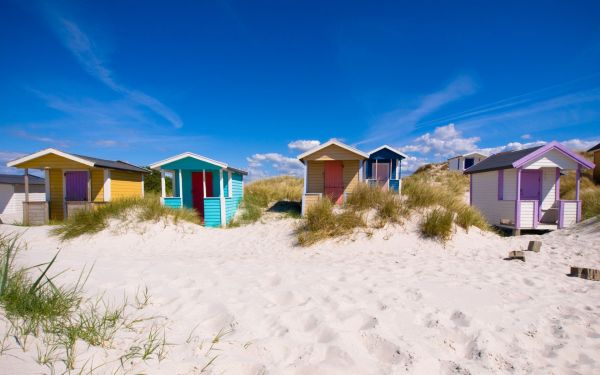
[420,209,454,243]
[296,198,365,246]
[0,233,169,371]
[52,193,200,240]
[581,187,600,219]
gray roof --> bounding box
[464,145,544,174]
[72,154,149,173]
[0,174,45,185]
[588,142,600,153]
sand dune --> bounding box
[1,216,599,374]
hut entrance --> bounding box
[324,161,344,205]
[65,171,88,201]
[192,171,213,218]
[520,170,541,201]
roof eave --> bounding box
[512,141,595,170]
[7,148,95,168]
[297,139,369,160]
[367,144,408,159]
[150,152,228,170]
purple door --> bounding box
[520,170,541,200]
[65,171,88,201]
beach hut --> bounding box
[364,145,407,193]
[7,148,149,224]
[448,152,487,172]
[149,152,247,227]
[465,142,595,234]
[0,174,45,224]
[588,142,600,184]
[298,139,368,214]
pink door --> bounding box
[375,162,390,188]
[520,170,541,200]
[324,161,344,205]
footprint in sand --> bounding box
[450,311,470,327]
[360,332,414,367]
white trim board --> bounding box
[297,139,369,161]
[7,148,95,168]
[367,144,409,159]
[149,152,228,170]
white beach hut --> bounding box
[0,174,46,224]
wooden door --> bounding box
[324,161,344,205]
[65,171,88,201]
[520,170,541,201]
[191,172,213,216]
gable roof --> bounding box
[0,174,45,185]
[464,142,595,174]
[7,148,149,173]
[367,145,408,159]
[149,152,248,175]
[588,142,600,153]
[448,152,487,160]
[297,139,369,161]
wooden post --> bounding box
[515,168,522,229]
[160,170,166,198]
[179,169,183,200]
[219,169,226,226]
[575,165,581,201]
[171,170,177,196]
[87,170,92,205]
[24,168,29,202]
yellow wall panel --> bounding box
[91,169,105,202]
[49,169,63,221]
[111,170,143,199]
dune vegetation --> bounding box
[296,165,489,246]
[52,193,200,240]
[230,176,303,225]
[560,168,600,219]
[0,234,167,373]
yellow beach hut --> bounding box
[7,148,149,224]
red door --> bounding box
[192,172,213,217]
[324,161,344,205]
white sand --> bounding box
[0,216,599,374]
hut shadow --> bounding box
[267,201,302,218]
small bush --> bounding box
[296,199,364,246]
[454,204,489,232]
[345,183,386,211]
[52,193,200,240]
[376,192,409,224]
[420,209,454,242]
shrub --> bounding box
[376,192,409,224]
[453,204,489,232]
[52,193,200,240]
[420,209,454,242]
[296,198,364,246]
[345,183,386,211]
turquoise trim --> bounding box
[163,197,182,208]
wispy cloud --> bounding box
[0,152,26,174]
[360,75,477,146]
[10,129,69,148]
[55,18,182,128]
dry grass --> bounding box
[560,167,600,219]
[232,176,303,225]
[581,188,600,219]
[52,193,200,240]
[420,209,454,243]
[296,199,365,246]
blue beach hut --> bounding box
[364,145,407,193]
[150,153,247,227]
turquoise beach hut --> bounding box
[150,152,247,227]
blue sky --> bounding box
[1,0,599,178]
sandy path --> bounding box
[0,217,599,374]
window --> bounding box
[464,158,475,169]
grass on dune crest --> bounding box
[560,169,600,219]
[296,168,488,246]
[0,233,170,372]
[52,193,200,240]
[231,176,303,225]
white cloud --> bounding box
[521,134,531,139]
[399,123,480,158]
[56,19,182,129]
[287,140,320,152]
[246,152,304,180]
[0,152,26,175]
[94,140,118,147]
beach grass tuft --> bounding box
[52,193,200,240]
[420,208,454,242]
[296,198,365,246]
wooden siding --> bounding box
[49,169,64,220]
[562,201,578,227]
[303,144,365,161]
[303,194,322,213]
[0,184,45,224]
[523,149,578,170]
[519,201,535,228]
[343,160,360,194]
[471,171,515,226]
[111,170,143,199]
[540,168,556,210]
[307,161,324,193]
[14,153,89,169]
[163,197,182,208]
[204,198,221,227]
[91,169,105,202]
